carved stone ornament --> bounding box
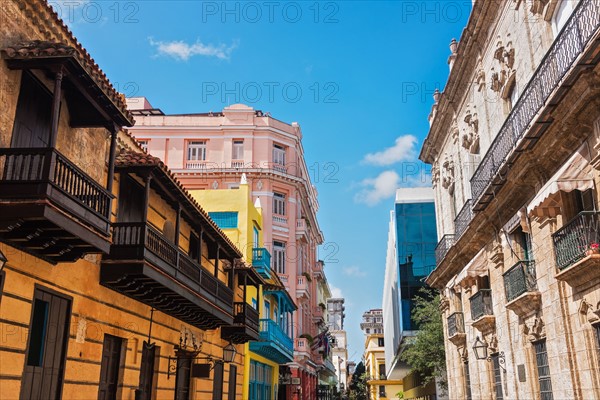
[439,294,450,313]
[488,333,499,354]
[523,315,546,342]
[530,0,549,15]
[451,118,460,144]
[431,162,440,189]
[491,35,516,95]
[462,106,480,154]
[458,346,468,362]
[441,155,455,193]
[490,242,504,269]
[476,56,486,92]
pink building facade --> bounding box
[126,98,326,399]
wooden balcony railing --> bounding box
[112,222,233,307]
[552,211,600,270]
[233,302,259,333]
[470,0,600,207]
[0,147,111,227]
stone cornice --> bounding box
[420,0,502,164]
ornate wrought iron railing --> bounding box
[435,234,455,265]
[503,260,537,302]
[552,211,600,270]
[455,200,473,239]
[470,289,493,321]
[470,0,600,205]
[447,312,465,337]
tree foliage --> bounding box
[400,288,447,390]
[347,361,368,400]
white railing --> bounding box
[273,215,288,225]
[186,160,208,170]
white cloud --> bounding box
[149,38,237,61]
[343,266,367,277]
[330,285,344,298]
[354,170,401,206]
[363,135,418,166]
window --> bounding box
[253,226,260,249]
[273,144,286,167]
[174,350,193,400]
[491,353,503,400]
[273,241,286,274]
[464,361,472,400]
[552,0,574,36]
[208,212,239,229]
[594,323,600,357]
[366,328,370,334]
[249,360,273,400]
[187,141,207,161]
[512,227,533,261]
[378,363,386,379]
[378,385,386,398]
[139,342,159,400]
[273,192,286,216]
[378,338,385,347]
[232,140,244,160]
[534,340,554,400]
[507,80,518,111]
[138,139,149,153]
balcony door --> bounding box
[12,71,53,149]
[98,334,125,400]
[21,287,72,400]
[118,174,144,223]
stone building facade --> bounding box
[420,0,600,399]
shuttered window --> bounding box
[534,340,554,400]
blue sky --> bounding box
[53,0,470,361]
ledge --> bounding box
[505,291,541,318]
[472,315,496,333]
[448,333,466,347]
[555,254,600,288]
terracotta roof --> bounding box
[115,149,243,258]
[3,0,134,126]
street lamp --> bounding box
[472,336,488,360]
[223,343,237,363]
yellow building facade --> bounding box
[363,334,403,400]
[191,177,297,400]
[0,1,260,399]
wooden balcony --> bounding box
[0,148,112,262]
[221,302,260,344]
[249,318,294,364]
[100,222,234,329]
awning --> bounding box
[454,248,488,290]
[527,143,594,217]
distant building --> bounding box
[327,298,349,393]
[382,188,443,399]
[360,309,402,400]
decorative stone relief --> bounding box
[488,333,499,353]
[439,294,450,313]
[476,56,486,92]
[491,35,516,96]
[523,315,546,342]
[431,162,440,189]
[441,154,455,193]
[451,118,460,145]
[462,106,480,153]
[490,242,504,269]
[458,346,468,362]
[530,0,549,15]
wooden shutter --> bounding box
[137,342,156,400]
[227,365,237,400]
[175,351,192,400]
[212,361,224,400]
[21,287,71,400]
[11,71,53,149]
[98,335,124,400]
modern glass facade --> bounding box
[395,200,437,331]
